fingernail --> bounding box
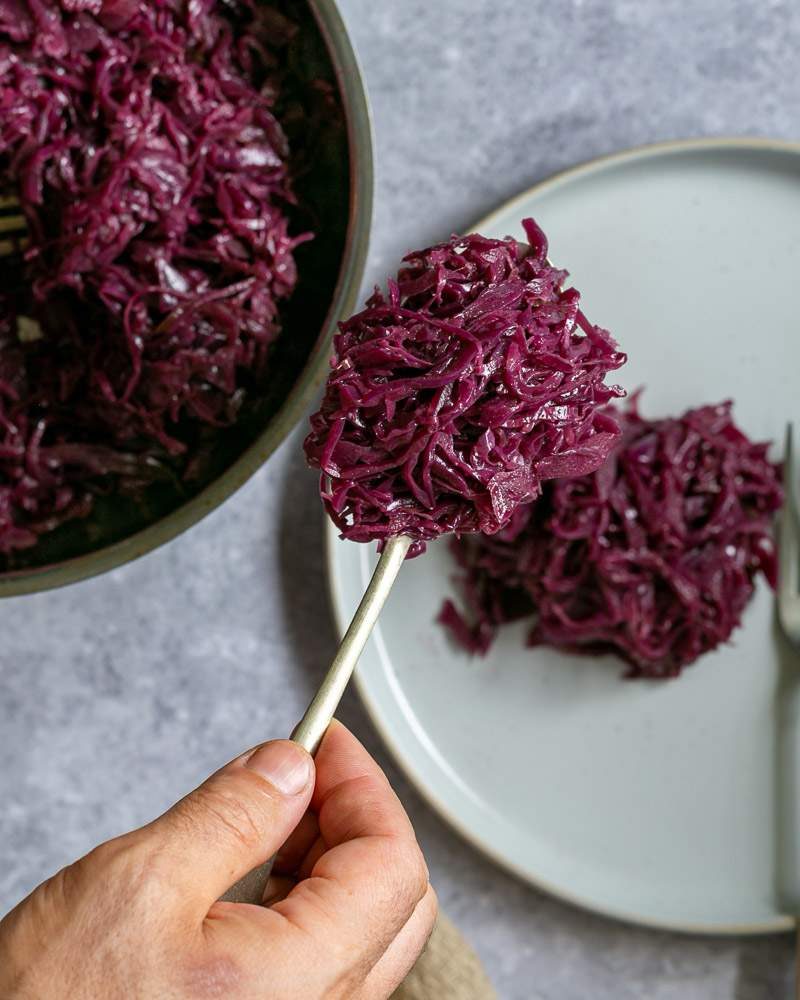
[244,741,313,796]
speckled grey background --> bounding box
[2,2,799,997]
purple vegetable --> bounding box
[0,0,305,553]
[304,219,626,555]
[440,400,783,678]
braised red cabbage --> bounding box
[440,400,783,677]
[305,219,626,555]
[0,0,305,553]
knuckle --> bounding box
[181,778,267,854]
[80,837,127,874]
[396,839,429,903]
[38,837,124,912]
[40,864,82,916]
[94,839,173,913]
[75,833,182,913]
[367,836,429,914]
[37,865,73,913]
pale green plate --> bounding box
[327,138,800,933]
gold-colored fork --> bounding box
[0,194,28,258]
[221,534,412,904]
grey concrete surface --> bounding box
[2,1,800,997]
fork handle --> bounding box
[220,535,412,904]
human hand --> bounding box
[0,721,436,999]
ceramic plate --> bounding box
[326,138,800,933]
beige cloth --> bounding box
[392,913,497,1000]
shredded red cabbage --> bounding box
[0,0,305,553]
[305,219,626,555]
[440,400,783,678]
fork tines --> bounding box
[778,423,800,643]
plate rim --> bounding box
[328,135,800,936]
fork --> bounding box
[779,425,800,645]
[0,194,28,258]
[220,534,412,903]
[776,423,800,999]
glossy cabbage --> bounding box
[0,0,304,553]
[440,401,783,677]
[304,219,626,555]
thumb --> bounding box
[140,740,315,909]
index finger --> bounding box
[310,719,417,844]
[272,721,429,970]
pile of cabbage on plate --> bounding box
[439,399,782,677]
